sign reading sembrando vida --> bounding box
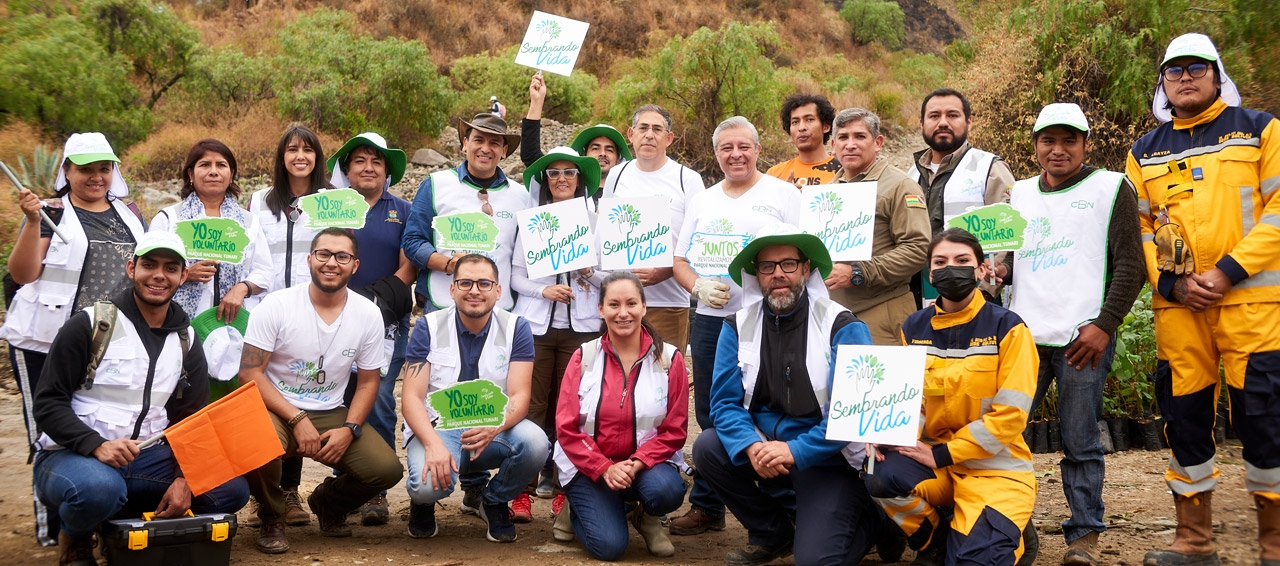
[800,182,877,261]
[175,217,249,264]
[517,198,597,279]
[596,197,673,270]
[514,11,590,77]
[825,345,927,447]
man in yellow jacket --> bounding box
[1126,33,1280,566]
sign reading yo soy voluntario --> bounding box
[517,198,597,279]
[945,203,1028,253]
[175,217,250,263]
[428,380,509,430]
[515,11,590,77]
[800,183,877,261]
[825,345,927,447]
[597,197,673,270]
[299,188,370,230]
[433,212,500,253]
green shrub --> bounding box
[839,0,905,51]
[890,53,948,95]
[1110,285,1158,418]
[449,47,598,124]
[17,144,62,197]
[79,0,200,109]
[176,46,276,125]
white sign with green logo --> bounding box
[516,198,597,279]
[175,217,250,263]
[800,183,877,261]
[597,197,673,270]
[429,380,509,430]
[433,212,500,253]
[686,219,751,278]
[299,188,370,230]
[826,345,927,447]
[515,11,590,77]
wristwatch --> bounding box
[850,263,866,287]
[342,422,362,439]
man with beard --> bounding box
[240,228,405,554]
[32,232,249,565]
[523,72,632,191]
[692,223,889,566]
[767,93,840,188]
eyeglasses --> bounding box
[544,168,580,180]
[755,258,803,275]
[477,188,494,216]
[1162,62,1211,82]
[287,197,303,223]
[453,278,496,291]
[312,249,355,264]
[633,124,667,134]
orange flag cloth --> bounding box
[165,381,284,496]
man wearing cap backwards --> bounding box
[1126,33,1280,566]
[1007,103,1144,566]
[31,231,249,565]
[691,223,888,566]
[239,228,404,553]
[403,113,529,313]
[767,93,841,188]
[327,132,417,526]
[824,108,931,345]
[524,72,631,183]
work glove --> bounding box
[692,278,731,309]
[1154,223,1195,275]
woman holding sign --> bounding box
[510,147,606,513]
[150,139,273,321]
[552,272,688,561]
[863,228,1038,564]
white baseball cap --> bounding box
[1151,33,1241,123]
[1033,103,1089,134]
[53,132,131,199]
[134,230,189,261]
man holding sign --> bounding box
[400,255,547,543]
[692,223,892,566]
[824,108,931,345]
[1007,104,1143,565]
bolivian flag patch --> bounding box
[904,195,926,208]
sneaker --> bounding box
[536,472,556,499]
[254,521,290,554]
[876,521,908,563]
[725,541,793,566]
[307,486,352,538]
[460,488,483,516]
[407,503,438,539]
[551,493,566,517]
[511,493,533,524]
[669,507,726,536]
[244,496,262,528]
[282,487,312,526]
[359,493,390,526]
[480,501,518,543]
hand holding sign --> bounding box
[516,11,590,76]
[175,217,250,263]
[945,203,1027,253]
[826,345,926,447]
[299,188,370,230]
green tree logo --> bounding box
[708,218,733,235]
[528,211,561,244]
[537,20,563,43]
[609,204,643,238]
[847,354,886,394]
[811,191,844,227]
[1027,216,1051,246]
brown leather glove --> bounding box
[1155,223,1195,275]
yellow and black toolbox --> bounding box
[100,511,237,565]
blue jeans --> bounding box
[34,443,249,539]
[1030,338,1115,543]
[405,419,549,506]
[563,463,687,561]
[688,313,726,518]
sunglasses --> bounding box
[1162,62,1211,82]
[545,168,580,180]
[477,189,493,216]
[312,249,355,264]
[454,278,496,291]
[755,258,803,275]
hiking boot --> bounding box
[876,521,908,563]
[307,486,352,537]
[553,499,574,542]
[460,488,483,516]
[630,505,676,557]
[911,538,947,566]
[244,496,262,528]
[359,493,390,526]
[1017,521,1039,566]
[58,532,96,566]
[1143,492,1219,566]
[282,487,312,526]
[480,501,517,543]
[536,472,557,499]
[1257,494,1280,565]
[255,521,289,554]
[669,507,725,535]
[511,492,533,523]
[1064,531,1101,565]
[407,502,438,539]
[724,541,793,566]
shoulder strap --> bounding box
[84,301,118,390]
[174,326,191,399]
[124,200,146,224]
[580,338,600,372]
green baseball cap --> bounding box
[62,132,120,165]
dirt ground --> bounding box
[0,353,1267,566]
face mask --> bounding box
[931,265,977,302]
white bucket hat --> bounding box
[53,132,130,199]
[1151,33,1241,123]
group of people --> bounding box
[1,31,1276,566]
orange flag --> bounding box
[164,381,284,496]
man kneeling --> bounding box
[33,232,250,565]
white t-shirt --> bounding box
[677,174,802,317]
[244,284,386,411]
[601,157,705,308]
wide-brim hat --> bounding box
[523,146,602,197]
[728,223,833,286]
[1033,103,1090,134]
[191,307,250,382]
[326,132,407,187]
[458,114,521,153]
[54,132,129,199]
[1151,33,1241,123]
[571,124,633,161]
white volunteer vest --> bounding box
[910,148,997,222]
[1009,170,1123,346]
[249,188,314,292]
[425,170,527,311]
[511,271,601,335]
[36,306,191,451]
[0,197,146,352]
[551,337,684,486]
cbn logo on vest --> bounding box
[342,348,357,357]
[496,211,514,219]
[1070,200,1094,210]
[752,205,775,214]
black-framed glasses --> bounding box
[477,189,494,216]
[755,258,803,275]
[454,278,496,291]
[312,249,354,264]
[315,355,326,384]
[545,168,580,180]
[1162,62,1211,82]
